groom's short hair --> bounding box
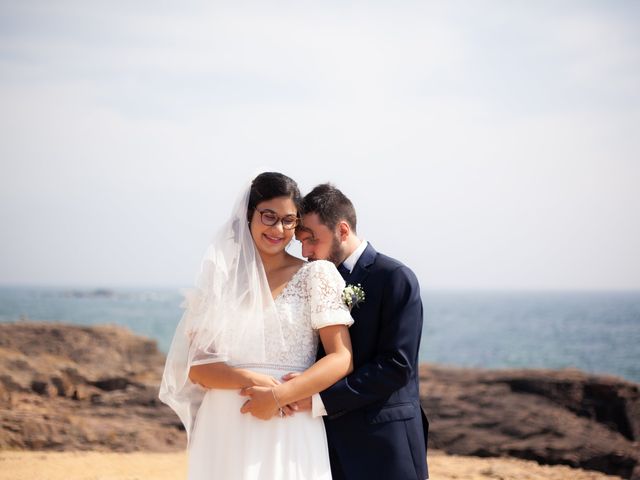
[302,183,357,233]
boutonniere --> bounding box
[342,284,365,310]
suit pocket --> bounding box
[366,402,416,424]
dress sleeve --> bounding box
[306,260,355,330]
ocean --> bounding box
[1,287,639,383]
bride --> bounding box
[159,172,354,479]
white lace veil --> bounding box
[159,182,284,440]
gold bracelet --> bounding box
[271,388,285,418]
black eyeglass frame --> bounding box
[256,208,299,230]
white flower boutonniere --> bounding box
[342,284,365,311]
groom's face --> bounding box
[297,213,343,265]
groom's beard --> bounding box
[307,234,343,265]
[326,234,343,266]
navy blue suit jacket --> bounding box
[319,243,429,480]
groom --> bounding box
[295,183,429,480]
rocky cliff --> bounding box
[0,322,184,452]
[1,322,638,479]
[421,366,640,479]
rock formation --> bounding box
[420,365,640,479]
[1,322,638,479]
[0,322,184,452]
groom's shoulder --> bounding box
[372,250,419,283]
[374,250,404,268]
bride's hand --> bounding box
[239,385,282,420]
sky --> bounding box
[1,1,639,290]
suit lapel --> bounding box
[345,243,377,287]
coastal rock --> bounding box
[2,322,638,479]
[0,322,185,452]
[420,365,640,479]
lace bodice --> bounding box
[238,260,354,370]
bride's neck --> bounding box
[259,251,287,274]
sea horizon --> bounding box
[3,282,640,292]
[1,285,639,384]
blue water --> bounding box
[1,287,639,383]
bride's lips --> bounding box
[263,233,284,245]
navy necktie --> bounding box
[337,263,350,280]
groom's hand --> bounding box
[282,372,312,412]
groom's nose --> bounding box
[301,243,315,259]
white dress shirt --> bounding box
[311,240,368,417]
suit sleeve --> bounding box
[319,265,423,416]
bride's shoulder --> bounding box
[300,260,342,281]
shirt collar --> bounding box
[342,239,368,273]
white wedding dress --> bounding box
[187,260,353,480]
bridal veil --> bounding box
[159,183,286,439]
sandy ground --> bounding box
[0,449,623,480]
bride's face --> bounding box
[250,196,298,257]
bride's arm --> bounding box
[189,363,280,389]
[240,324,352,419]
[278,325,353,403]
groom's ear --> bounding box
[337,221,351,242]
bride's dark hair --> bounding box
[247,172,302,222]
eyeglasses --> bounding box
[257,209,299,230]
